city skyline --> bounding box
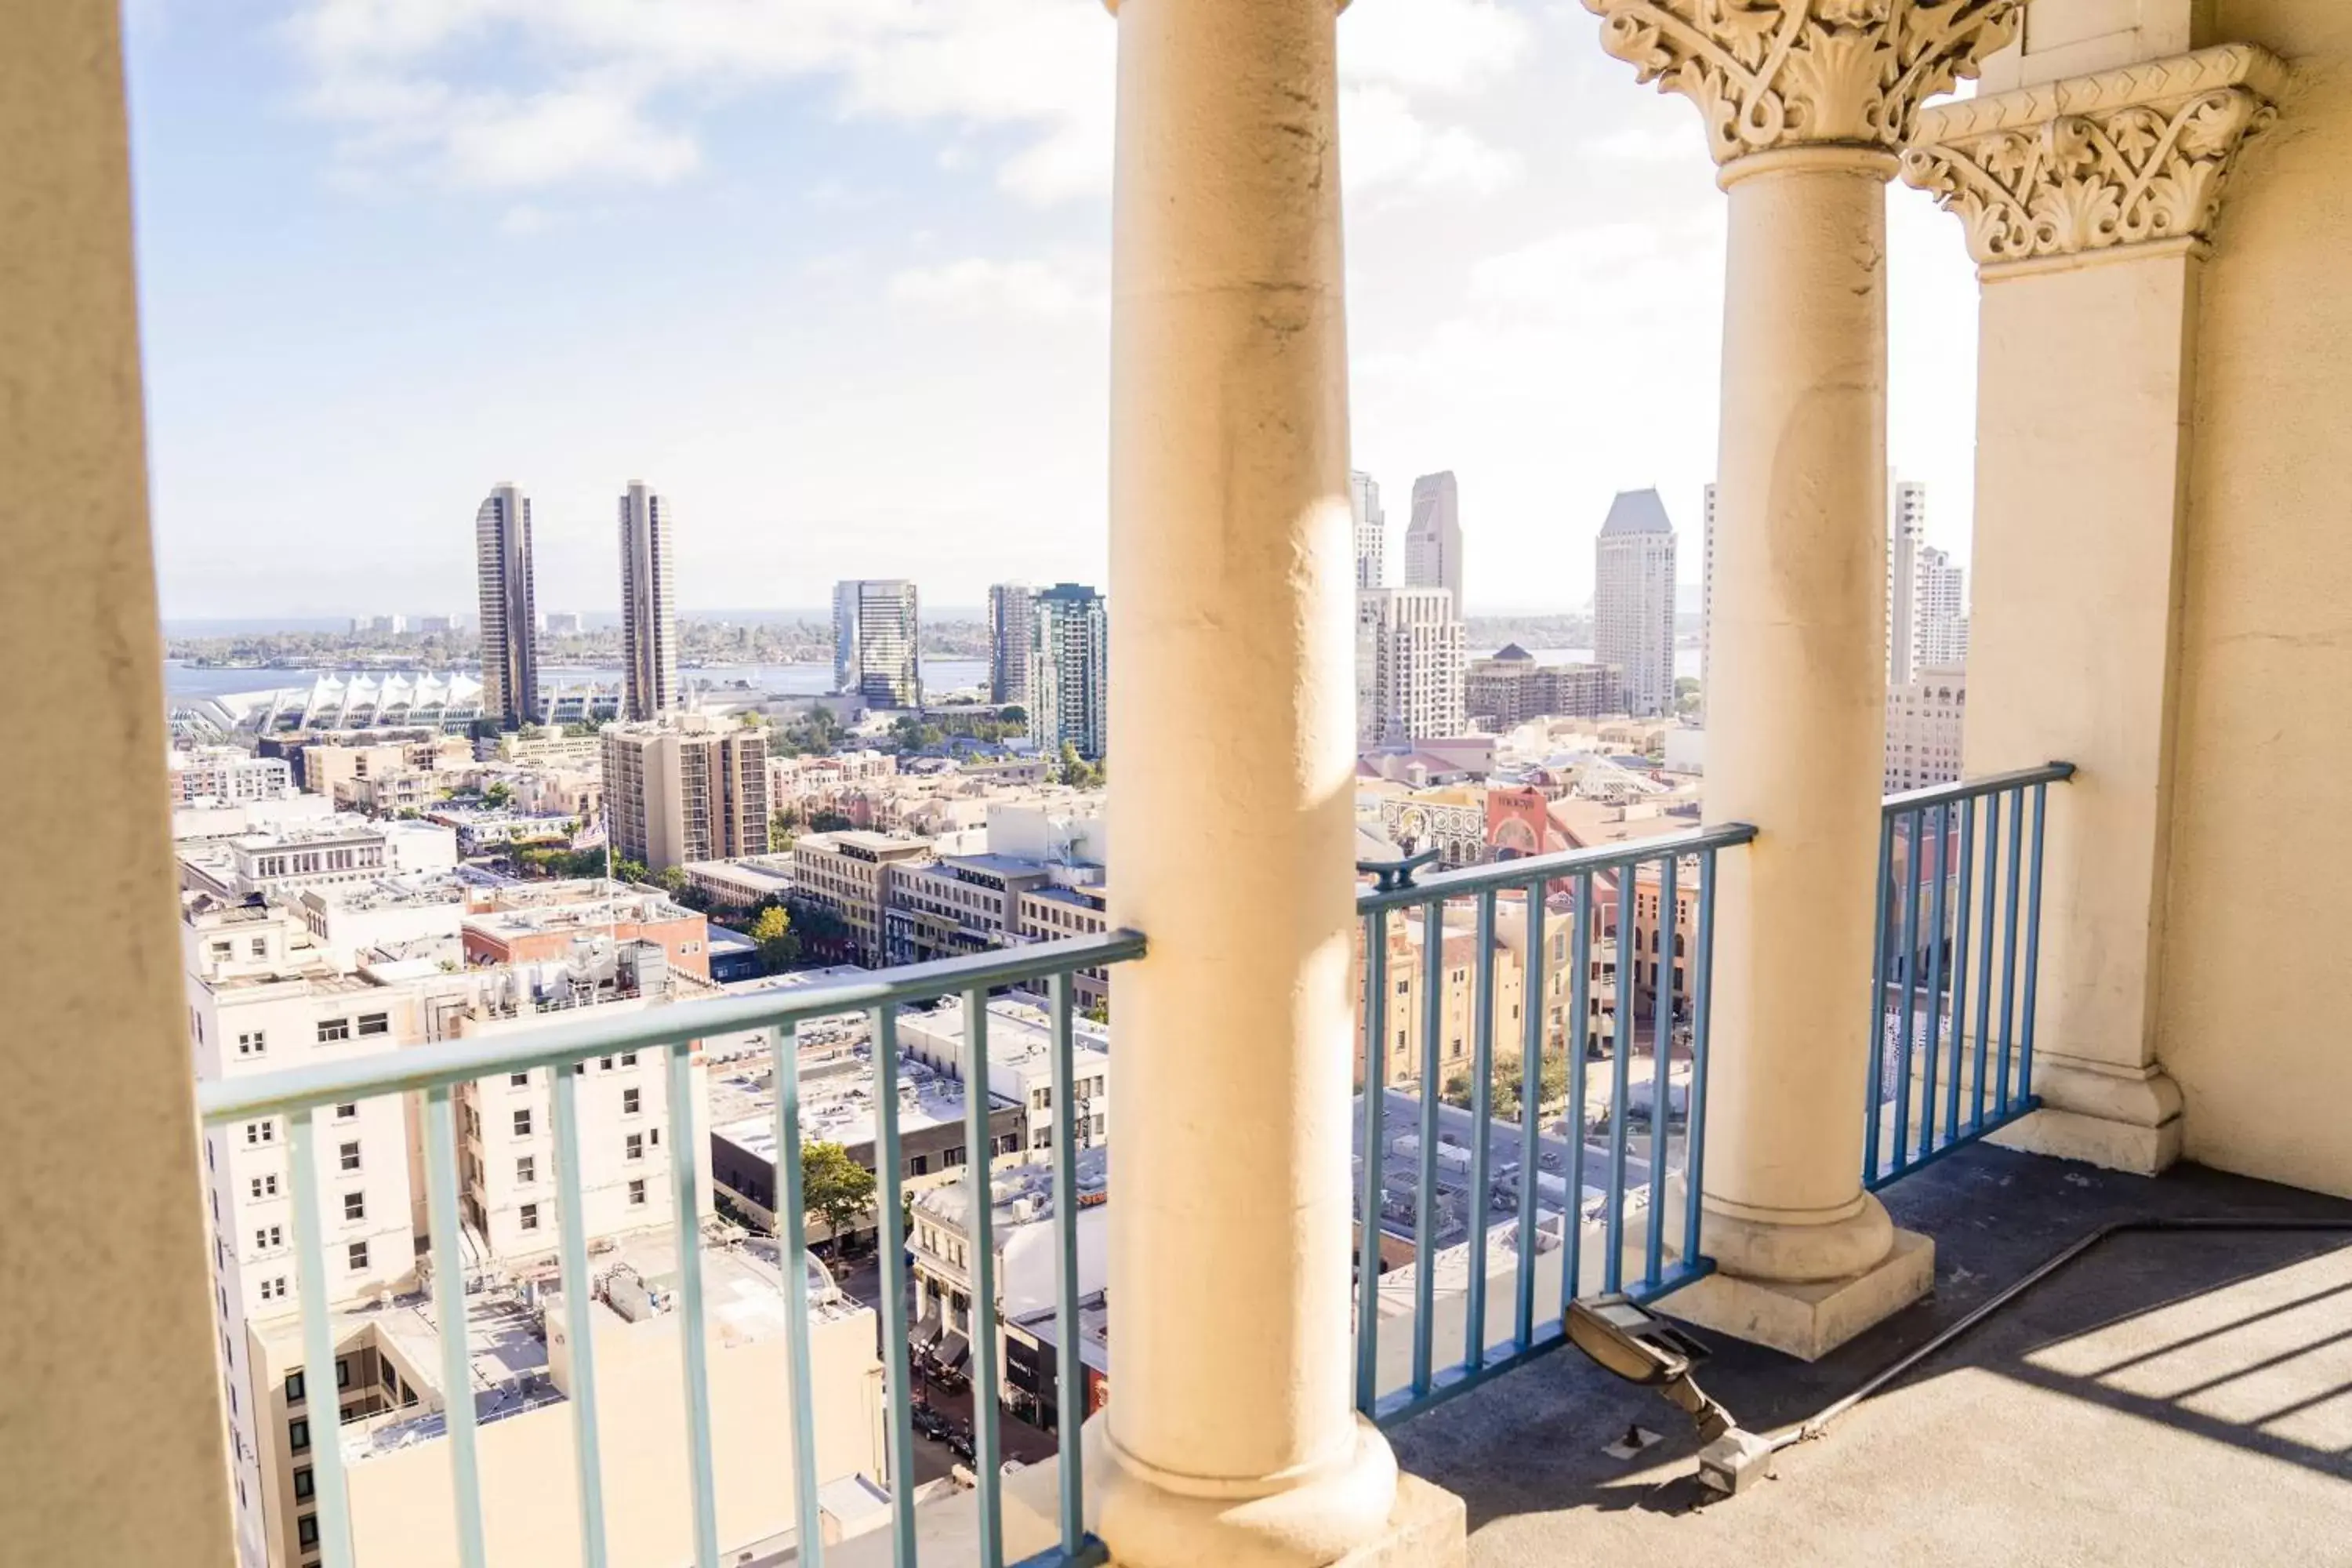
[125,4,1984,621]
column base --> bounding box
[1660,1229,1935,1362]
[1089,1414,1458,1568]
[1990,1056,2183,1176]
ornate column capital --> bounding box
[1900,44,2288,268]
[1582,0,2022,167]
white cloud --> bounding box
[282,0,1519,207]
[888,256,1105,321]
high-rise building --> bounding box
[1700,481,1718,721]
[1404,471,1464,617]
[988,583,1037,708]
[1915,545,1969,671]
[1885,665,1967,793]
[1888,480,1927,687]
[618,481,678,723]
[1351,471,1385,590]
[1593,488,1679,717]
[475,482,539,729]
[1356,587,1466,746]
[1465,646,1622,726]
[602,717,772,872]
[1030,582,1110,761]
[833,579,922,709]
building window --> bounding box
[628,1179,647,1206]
[255,1225,283,1252]
[335,1102,358,1120]
[622,1088,641,1116]
[316,1018,350,1044]
[288,1418,310,1454]
[297,1515,319,1549]
[909,1154,929,1177]
[237,1030,267,1057]
[510,1072,529,1087]
[250,1174,278,1200]
[285,1370,307,1404]
[625,1133,644,1161]
[210,941,233,960]
[259,1276,287,1301]
[513,1109,533,1138]
[945,1145,964,1168]
[619,1052,638,1066]
[519,1203,539,1232]
[246,1120,275,1145]
[339,1142,361,1172]
[516,1156,535,1185]
[293,1467,314,1501]
[343,1192,365,1223]
[357,1012,390,1037]
[600,1056,613,1071]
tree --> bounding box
[613,858,651,886]
[1083,1000,1110,1026]
[750,905,799,971]
[809,810,854,833]
[1000,705,1028,726]
[483,781,514,808]
[656,865,690,896]
[1057,741,1104,789]
[802,1141,877,1253]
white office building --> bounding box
[1886,666,1968,792]
[1404,470,1464,618]
[618,481,679,722]
[1915,544,1969,672]
[1356,587,1466,746]
[1888,480,1928,687]
[1351,470,1385,590]
[833,579,921,709]
[1593,488,1679,717]
[475,482,539,730]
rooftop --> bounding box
[916,1142,1110,1234]
[1392,1145,2352,1567]
[707,1047,1018,1163]
[1599,488,1674,538]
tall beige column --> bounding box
[1904,32,2286,1174]
[1584,0,2021,1359]
[0,0,238,1560]
[1094,2,1460,1563]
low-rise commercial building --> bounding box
[909,1149,1109,1396]
[459,880,713,981]
[169,746,295,806]
[898,996,1111,1158]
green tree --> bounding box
[802,1141,877,1253]
[809,810,855,833]
[1057,742,1105,789]
[1000,705,1028,726]
[656,865,690,896]
[613,858,651,886]
[1083,1000,1110,1025]
[482,781,514,808]
[750,905,799,971]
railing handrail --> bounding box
[197,928,1148,1124]
[1882,761,2075,814]
[1353,819,1758,913]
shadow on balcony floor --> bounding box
[1388,1145,2352,1567]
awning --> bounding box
[909,1305,943,1353]
[935,1331,971,1374]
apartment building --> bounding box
[601,717,771,873]
[1465,647,1624,728]
[170,747,294,806]
[300,735,472,804]
[789,830,937,964]
[177,819,418,903]
[1356,586,1468,746]
[426,942,713,1266]
[182,898,423,1566]
[1886,665,1968,793]
[832,579,921,708]
[898,996,1112,1158]
[885,852,1054,966]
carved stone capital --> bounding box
[1582,0,2023,166]
[1900,44,2288,267]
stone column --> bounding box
[0,0,238,1560]
[1584,0,2021,1359]
[1903,39,2285,1174]
[1095,2,1459,1563]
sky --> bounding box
[123,0,1984,621]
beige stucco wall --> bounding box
[0,1,238,1560]
[2158,2,2352,1196]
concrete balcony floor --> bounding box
[1391,1145,2352,1567]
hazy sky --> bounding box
[125,0,1983,620]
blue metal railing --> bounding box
[1352,822,1754,1426]
[1866,763,2073,1189]
[197,931,1144,1568]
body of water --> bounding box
[165,659,992,702]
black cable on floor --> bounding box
[1769,1216,2352,1453]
